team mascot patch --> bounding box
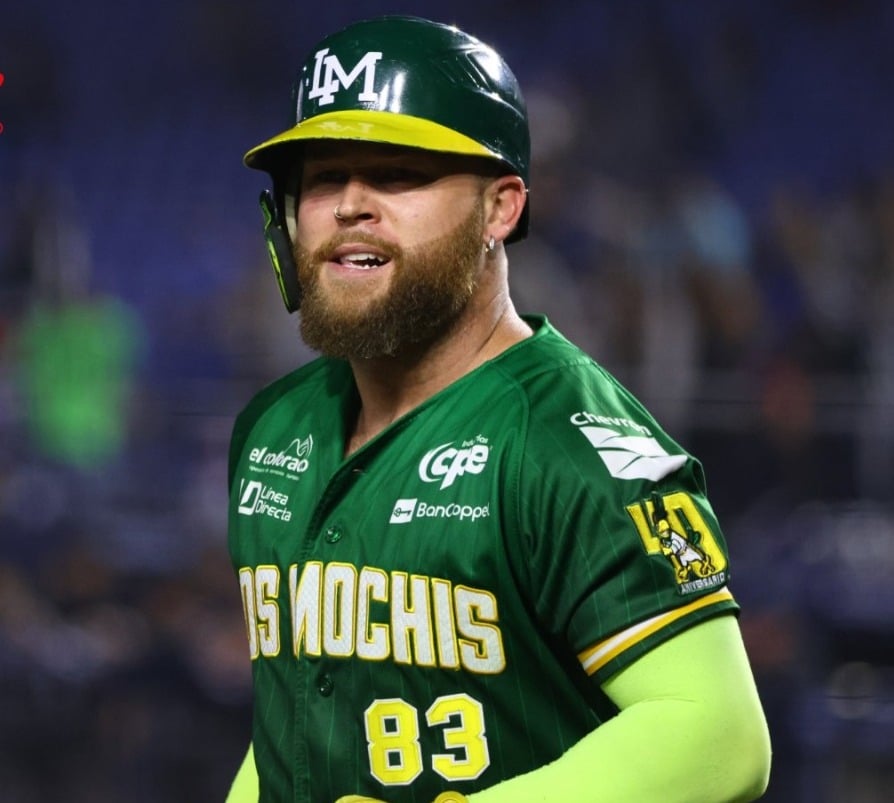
[626,491,727,594]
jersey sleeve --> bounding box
[508,358,738,684]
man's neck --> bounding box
[344,295,532,456]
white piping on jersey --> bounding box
[577,588,734,676]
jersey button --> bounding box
[324,526,343,543]
[317,673,334,696]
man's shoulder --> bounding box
[230,357,351,451]
[499,317,633,410]
[500,318,682,465]
[239,357,349,416]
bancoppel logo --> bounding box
[570,411,686,481]
[306,47,383,107]
[419,436,490,490]
[389,498,490,525]
[389,498,417,523]
[248,435,313,479]
[238,479,292,522]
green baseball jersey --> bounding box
[227,315,737,803]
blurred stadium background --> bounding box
[2,1,894,800]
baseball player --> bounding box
[226,15,771,803]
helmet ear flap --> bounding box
[259,190,302,313]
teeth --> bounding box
[341,253,386,269]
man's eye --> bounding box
[306,170,347,187]
[372,168,429,187]
[302,166,432,191]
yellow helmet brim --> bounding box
[244,109,499,170]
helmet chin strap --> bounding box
[260,190,302,313]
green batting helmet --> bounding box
[245,16,531,311]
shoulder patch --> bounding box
[626,491,728,594]
[573,421,687,481]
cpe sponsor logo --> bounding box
[419,437,490,490]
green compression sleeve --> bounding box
[226,743,259,803]
[469,614,771,803]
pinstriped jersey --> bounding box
[227,316,737,803]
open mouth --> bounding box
[337,252,389,270]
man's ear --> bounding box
[484,175,528,244]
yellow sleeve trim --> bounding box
[577,588,734,676]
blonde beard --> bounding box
[294,200,485,360]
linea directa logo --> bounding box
[237,479,292,522]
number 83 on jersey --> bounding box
[365,693,490,786]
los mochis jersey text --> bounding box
[239,561,506,674]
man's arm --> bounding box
[465,613,771,803]
[226,743,258,803]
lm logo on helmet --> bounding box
[419,438,490,490]
[307,48,383,106]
